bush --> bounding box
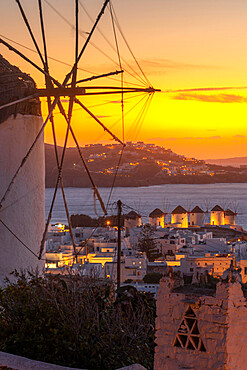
[0,272,156,370]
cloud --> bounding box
[165,137,178,141]
[234,135,245,138]
[207,129,217,132]
[172,93,247,103]
[209,136,221,139]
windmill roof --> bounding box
[224,209,235,216]
[191,206,204,214]
[0,54,40,124]
[211,205,224,212]
[171,205,187,214]
[149,208,164,217]
[125,210,141,219]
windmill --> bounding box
[0,0,160,278]
[162,198,171,225]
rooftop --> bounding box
[149,208,164,217]
[191,206,204,214]
[211,205,224,212]
[171,205,187,214]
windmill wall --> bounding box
[0,55,45,283]
[149,216,164,228]
[171,213,188,228]
[0,113,45,283]
[155,275,247,369]
[210,210,224,226]
[190,212,204,227]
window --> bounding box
[173,306,206,352]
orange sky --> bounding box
[1,0,247,159]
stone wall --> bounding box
[155,275,247,369]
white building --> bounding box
[210,205,224,225]
[189,206,205,226]
[124,211,142,236]
[171,205,188,228]
[149,208,165,228]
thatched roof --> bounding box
[149,208,164,217]
[224,209,235,216]
[211,205,224,212]
[171,205,187,214]
[191,206,204,214]
[125,210,141,219]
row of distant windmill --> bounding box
[125,204,239,230]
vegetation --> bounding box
[137,225,161,262]
[0,272,156,370]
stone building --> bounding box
[189,206,205,227]
[210,205,224,226]
[224,209,236,226]
[149,208,165,228]
[155,271,247,369]
[124,211,142,236]
[171,206,188,228]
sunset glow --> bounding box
[1,0,247,159]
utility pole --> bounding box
[117,200,122,289]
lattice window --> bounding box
[173,306,206,352]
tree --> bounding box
[137,224,161,262]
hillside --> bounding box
[45,142,247,187]
[206,157,247,168]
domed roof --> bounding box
[0,54,40,124]
[171,205,187,214]
[149,208,164,217]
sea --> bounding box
[45,183,247,229]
